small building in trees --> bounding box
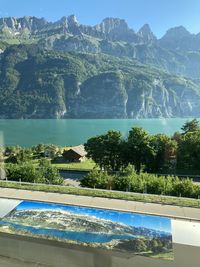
[62,145,87,163]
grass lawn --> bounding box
[51,159,98,171]
[5,158,97,171]
[0,180,199,209]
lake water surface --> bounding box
[0,118,198,147]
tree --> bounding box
[85,130,123,171]
[177,129,200,171]
[43,144,59,159]
[31,143,46,158]
[172,131,182,143]
[5,148,32,164]
[181,119,199,135]
[114,164,137,192]
[146,134,177,173]
[32,144,60,159]
[38,159,63,185]
[127,127,155,173]
[4,146,22,157]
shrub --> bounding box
[6,160,63,185]
[172,178,195,198]
[81,169,200,199]
[81,169,111,189]
[6,163,43,183]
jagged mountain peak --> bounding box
[67,14,79,25]
[138,24,152,35]
[163,26,191,38]
[93,17,140,43]
[54,15,79,26]
[0,16,47,32]
[159,25,196,51]
[97,17,130,33]
[138,23,157,43]
[2,14,200,58]
[101,17,128,26]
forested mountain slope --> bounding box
[1,44,200,119]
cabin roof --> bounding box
[68,145,87,157]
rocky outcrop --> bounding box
[158,26,199,51]
[0,16,47,33]
[0,15,143,44]
[94,17,140,43]
[126,78,200,118]
[49,34,200,78]
[73,72,128,118]
[138,24,157,44]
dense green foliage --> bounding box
[85,120,200,174]
[3,144,63,185]
[81,167,200,199]
[116,236,172,256]
[181,118,200,134]
[82,120,200,199]
[127,127,155,173]
[177,130,200,171]
[145,134,177,173]
[0,179,199,208]
[85,130,123,171]
[5,159,63,185]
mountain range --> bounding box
[1,208,171,241]
[1,15,200,118]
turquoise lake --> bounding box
[0,118,198,147]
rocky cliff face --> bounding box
[1,44,200,119]
[0,16,47,33]
[73,72,128,118]
[93,17,140,43]
[74,75,200,119]
[126,78,200,118]
[138,24,157,44]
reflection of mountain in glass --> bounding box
[0,201,173,260]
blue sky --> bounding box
[15,201,172,233]
[0,0,200,37]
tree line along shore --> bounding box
[0,119,200,199]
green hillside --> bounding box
[0,44,200,119]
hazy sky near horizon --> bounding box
[0,0,200,37]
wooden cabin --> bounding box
[62,145,87,163]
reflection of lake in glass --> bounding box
[0,201,173,260]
